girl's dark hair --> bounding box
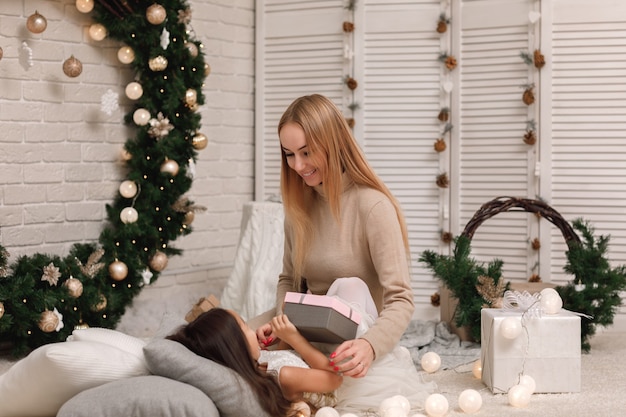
[166,308,293,417]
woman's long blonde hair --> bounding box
[278,94,409,289]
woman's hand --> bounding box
[329,338,374,378]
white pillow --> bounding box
[67,327,147,366]
[0,340,149,417]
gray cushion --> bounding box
[57,375,218,417]
[144,338,271,417]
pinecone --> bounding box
[522,87,535,105]
[436,20,447,33]
[345,77,358,90]
[343,21,355,33]
[438,108,449,122]
[441,231,453,244]
[531,237,541,250]
[430,292,441,307]
[436,173,449,188]
[434,138,447,153]
[528,273,542,283]
[533,49,545,69]
[345,117,355,128]
[445,56,457,70]
[524,130,537,145]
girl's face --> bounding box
[280,122,323,187]
[228,310,260,361]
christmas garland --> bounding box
[0,0,208,356]
[421,201,626,352]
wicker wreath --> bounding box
[460,196,581,248]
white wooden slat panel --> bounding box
[256,1,345,200]
[457,0,534,282]
[361,3,442,306]
[550,0,626,318]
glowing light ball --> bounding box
[458,389,482,414]
[315,407,340,417]
[125,82,143,100]
[424,393,448,417]
[119,180,138,198]
[420,352,441,373]
[392,395,410,415]
[519,374,536,394]
[117,46,135,64]
[133,108,151,126]
[76,0,94,13]
[120,207,138,224]
[540,288,563,314]
[508,384,531,408]
[472,359,482,379]
[88,23,107,41]
[500,316,522,339]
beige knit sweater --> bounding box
[276,177,415,359]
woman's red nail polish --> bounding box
[267,337,273,343]
[330,352,336,359]
[333,366,339,372]
[329,361,334,366]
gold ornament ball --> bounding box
[146,3,167,25]
[185,89,198,106]
[64,277,84,298]
[204,63,211,77]
[185,41,199,58]
[149,251,168,272]
[192,133,208,150]
[109,260,128,281]
[149,55,168,72]
[0,47,4,61]
[38,310,59,333]
[27,11,48,34]
[120,207,139,224]
[92,293,108,312]
[63,55,83,78]
[121,149,133,161]
[76,0,95,13]
[160,159,180,176]
[183,211,195,225]
[74,322,90,330]
[0,301,4,319]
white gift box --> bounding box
[481,308,581,393]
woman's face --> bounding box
[280,122,323,187]
[228,310,260,361]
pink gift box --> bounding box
[283,292,361,344]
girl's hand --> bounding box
[269,314,300,344]
[255,322,276,348]
[329,338,374,378]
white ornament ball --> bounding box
[508,384,531,408]
[340,414,359,417]
[519,374,536,394]
[500,316,522,339]
[382,407,407,417]
[379,396,402,416]
[76,0,94,13]
[125,82,144,100]
[458,389,482,414]
[119,180,138,198]
[424,393,448,417]
[392,395,410,415]
[472,359,482,379]
[409,415,427,417]
[88,23,107,41]
[120,207,139,224]
[315,407,340,417]
[421,351,441,373]
[540,290,563,315]
[133,108,151,126]
[117,46,135,64]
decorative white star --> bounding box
[100,89,119,116]
[52,308,64,332]
[141,268,154,285]
[160,27,170,50]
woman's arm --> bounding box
[278,367,343,401]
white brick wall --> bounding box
[0,0,255,331]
